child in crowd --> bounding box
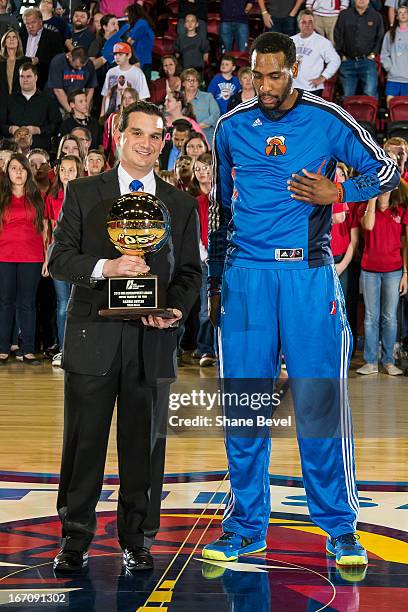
[174,13,209,71]
[45,155,84,367]
[381,3,408,104]
[182,131,209,162]
[85,149,107,175]
[100,41,149,116]
[175,154,194,191]
[208,54,241,115]
[57,134,86,163]
[384,137,408,182]
[357,183,408,376]
[60,89,102,150]
[103,86,139,166]
[27,149,52,194]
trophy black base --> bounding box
[98,308,175,320]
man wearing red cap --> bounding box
[101,41,150,117]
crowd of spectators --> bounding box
[0,0,407,373]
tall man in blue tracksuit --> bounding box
[203,32,400,566]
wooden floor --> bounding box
[0,356,407,481]
[1,358,407,612]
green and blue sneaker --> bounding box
[326,533,368,566]
[202,532,266,562]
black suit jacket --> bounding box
[21,27,64,90]
[48,168,201,383]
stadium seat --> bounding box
[342,95,379,123]
[166,0,178,16]
[148,79,166,105]
[153,36,175,58]
[143,0,155,13]
[389,97,408,122]
[322,74,337,102]
[386,120,408,142]
[227,51,250,68]
[207,14,220,37]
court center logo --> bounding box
[0,472,407,611]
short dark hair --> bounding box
[70,46,88,63]
[172,119,192,133]
[73,6,90,17]
[250,32,297,68]
[19,61,37,75]
[67,88,86,104]
[118,101,166,137]
[222,54,236,66]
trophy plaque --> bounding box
[99,192,174,319]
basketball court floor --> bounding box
[0,359,407,611]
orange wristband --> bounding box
[336,183,344,203]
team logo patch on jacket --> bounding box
[265,135,287,156]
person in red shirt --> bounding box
[331,163,360,299]
[45,155,84,367]
[0,153,48,365]
[193,152,215,367]
[357,183,408,376]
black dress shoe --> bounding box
[53,548,88,572]
[22,355,41,366]
[123,547,154,571]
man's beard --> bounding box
[259,75,293,109]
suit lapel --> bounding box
[155,174,171,204]
[100,167,121,216]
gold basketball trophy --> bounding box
[99,192,174,319]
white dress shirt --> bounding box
[25,29,43,58]
[91,165,156,279]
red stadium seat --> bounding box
[322,74,337,102]
[153,36,175,58]
[389,97,408,122]
[148,79,166,105]
[207,14,220,37]
[227,51,250,68]
[143,0,155,14]
[342,96,379,123]
[166,0,178,16]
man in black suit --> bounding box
[48,101,201,573]
[21,6,63,90]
